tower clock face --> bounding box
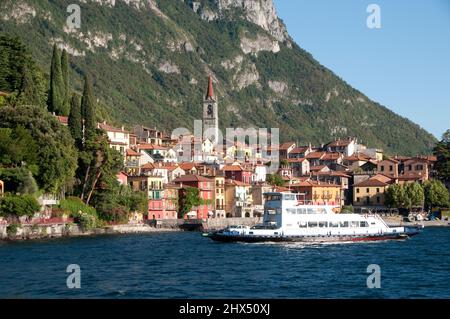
[207,104,213,115]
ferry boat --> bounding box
[205,192,423,243]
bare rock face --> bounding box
[216,0,288,42]
[240,34,280,54]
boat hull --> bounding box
[206,232,417,243]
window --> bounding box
[340,221,349,228]
[308,221,318,228]
[360,221,369,227]
[286,208,296,215]
[366,188,370,193]
[298,221,308,228]
[376,196,380,203]
[380,166,384,172]
[389,165,393,171]
[356,197,360,202]
[297,208,306,214]
[318,221,327,228]
[408,165,412,171]
[330,221,339,227]
[350,221,359,228]
[307,208,315,214]
[356,188,360,193]
[376,188,380,193]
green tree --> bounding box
[0,35,46,108]
[0,105,78,193]
[178,187,203,218]
[61,49,70,110]
[434,129,450,184]
[0,167,38,195]
[404,182,424,209]
[385,184,406,208]
[267,173,285,187]
[0,125,39,171]
[68,93,82,146]
[15,65,40,107]
[81,74,96,139]
[47,44,65,115]
[423,180,449,209]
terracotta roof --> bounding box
[280,142,296,150]
[179,163,197,171]
[305,151,326,159]
[310,165,328,172]
[97,123,129,134]
[138,143,167,151]
[354,178,388,187]
[126,149,141,157]
[223,165,243,172]
[322,152,342,161]
[290,147,309,154]
[345,153,371,161]
[141,163,156,170]
[173,175,212,183]
[371,174,394,183]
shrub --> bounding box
[59,197,98,230]
[6,223,19,237]
[0,194,40,217]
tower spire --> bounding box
[205,75,214,99]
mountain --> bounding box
[0,0,437,155]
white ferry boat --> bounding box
[205,192,422,243]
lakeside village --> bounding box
[0,47,449,240]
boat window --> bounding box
[266,194,281,201]
[360,221,369,227]
[308,221,318,228]
[297,208,306,214]
[286,208,296,215]
[266,209,276,215]
[307,208,316,214]
[283,194,296,201]
[318,221,327,228]
[350,221,359,228]
[330,221,339,227]
[298,221,307,228]
[340,221,349,228]
[276,208,282,215]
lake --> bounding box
[0,227,449,298]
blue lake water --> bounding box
[0,227,449,298]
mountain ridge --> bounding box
[0,0,437,155]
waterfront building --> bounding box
[353,177,391,207]
[377,158,400,178]
[289,181,343,206]
[325,138,358,157]
[223,164,252,184]
[212,173,226,218]
[288,145,313,159]
[225,179,253,218]
[305,151,326,166]
[279,142,296,159]
[172,175,214,220]
[287,158,310,177]
[125,148,141,176]
[134,125,163,146]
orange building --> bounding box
[289,181,343,206]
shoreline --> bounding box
[0,223,182,242]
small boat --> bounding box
[204,192,423,243]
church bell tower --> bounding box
[203,75,219,144]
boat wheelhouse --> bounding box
[205,192,422,243]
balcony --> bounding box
[125,160,139,167]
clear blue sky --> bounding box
[274,0,450,139]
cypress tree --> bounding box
[47,44,64,115]
[15,65,40,107]
[81,74,96,139]
[61,49,70,115]
[68,93,82,147]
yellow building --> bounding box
[289,181,343,206]
[213,175,226,218]
[353,177,389,207]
